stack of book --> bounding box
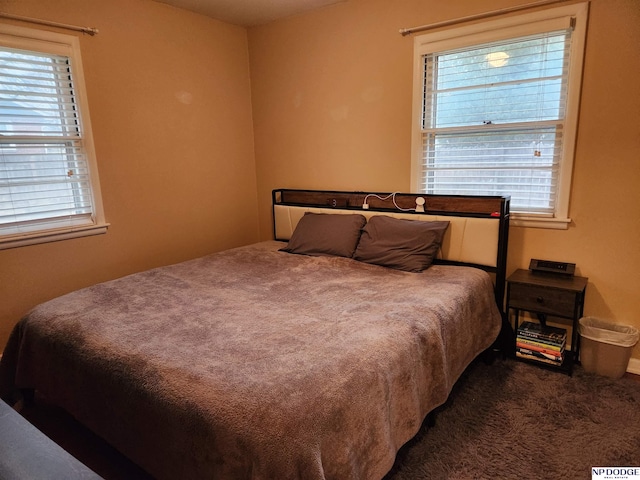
[516,321,567,366]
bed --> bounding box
[0,189,510,480]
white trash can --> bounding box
[579,317,639,379]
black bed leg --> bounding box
[20,388,35,408]
[480,348,497,365]
[494,312,515,360]
[426,411,436,428]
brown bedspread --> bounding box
[0,241,501,480]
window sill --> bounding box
[510,215,570,230]
[0,223,110,250]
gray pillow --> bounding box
[354,215,449,272]
[280,212,367,258]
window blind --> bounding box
[0,47,95,235]
[419,29,572,215]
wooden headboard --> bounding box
[272,188,510,311]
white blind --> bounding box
[420,29,572,215]
[0,47,94,235]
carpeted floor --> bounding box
[385,359,640,480]
[20,358,640,479]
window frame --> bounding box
[410,3,589,229]
[0,23,107,249]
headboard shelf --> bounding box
[273,188,507,217]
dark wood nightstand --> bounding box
[506,269,588,375]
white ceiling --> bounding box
[153,0,346,27]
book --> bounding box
[516,340,564,356]
[516,337,565,352]
[516,346,563,363]
[516,350,564,366]
[517,321,567,346]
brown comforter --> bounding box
[0,241,501,480]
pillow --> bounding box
[354,215,449,272]
[280,212,367,258]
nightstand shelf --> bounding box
[506,269,588,375]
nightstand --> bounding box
[506,269,588,375]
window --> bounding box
[0,24,106,248]
[411,3,588,229]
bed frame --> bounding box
[272,188,510,313]
[0,189,511,480]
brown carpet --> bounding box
[19,358,640,480]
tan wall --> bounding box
[249,0,640,357]
[0,0,259,345]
